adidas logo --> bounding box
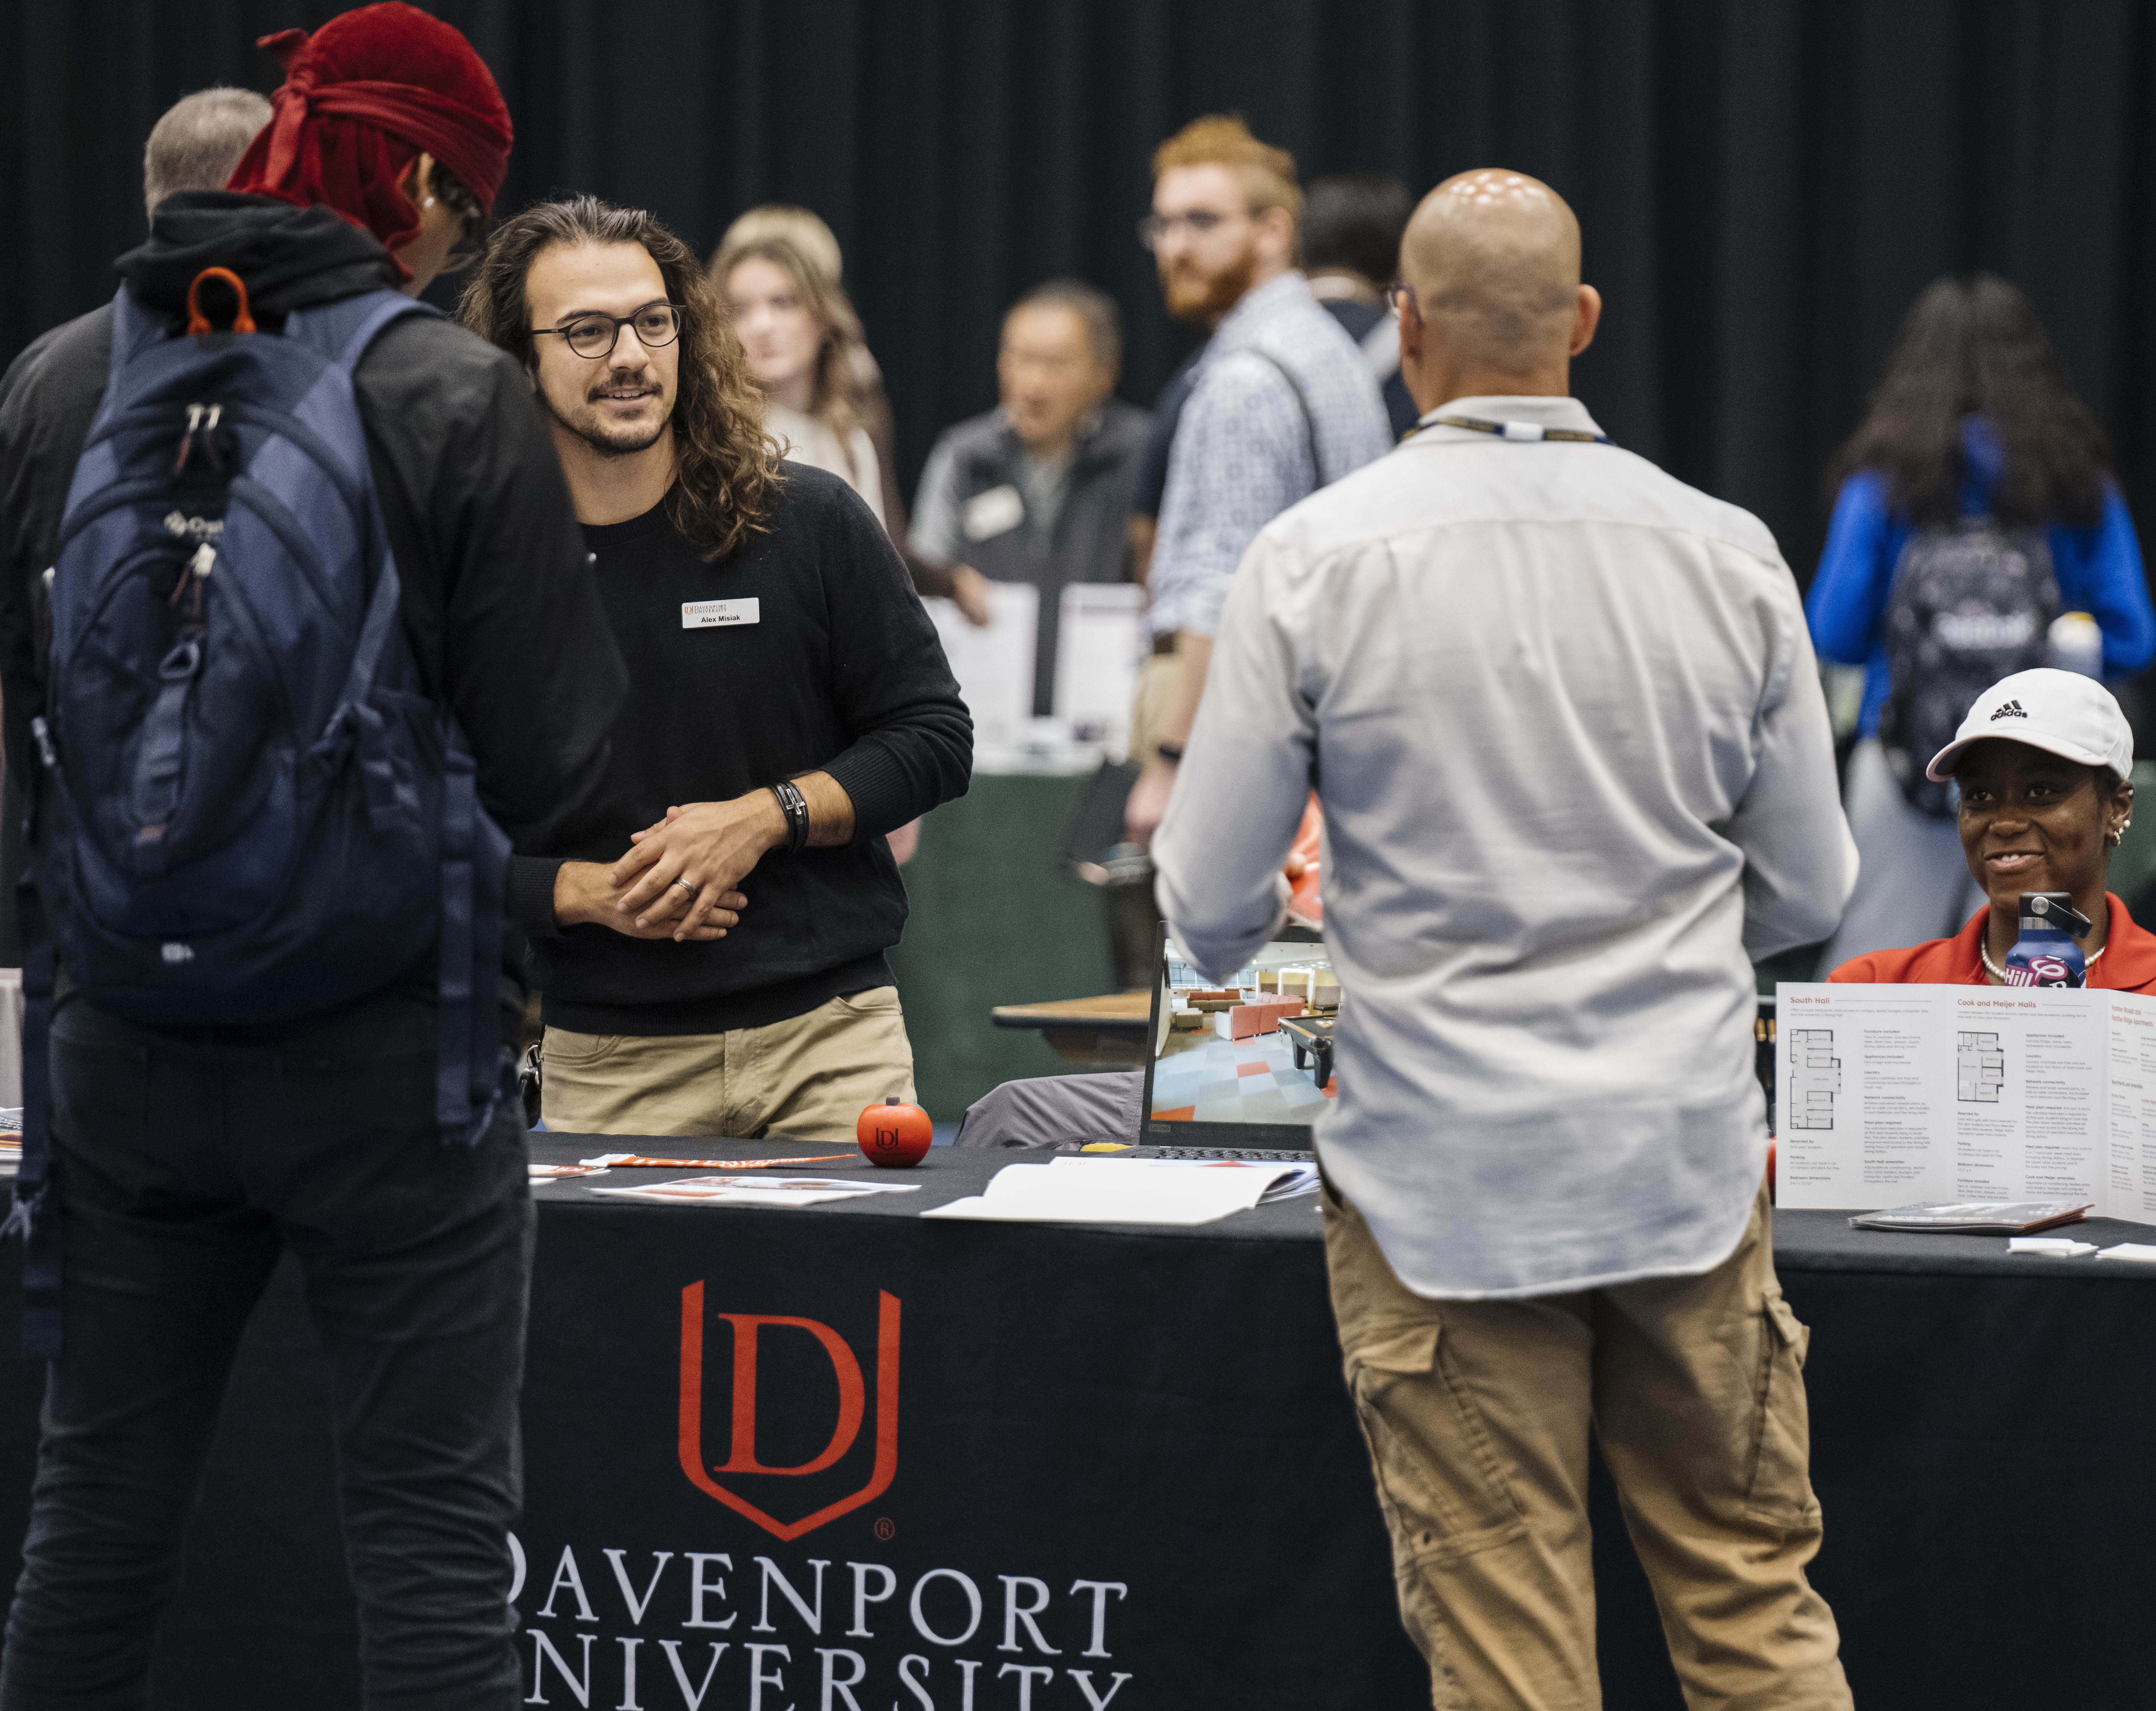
[1990,699,2028,720]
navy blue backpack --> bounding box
[4,268,510,1357]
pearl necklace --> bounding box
[1980,939,2106,983]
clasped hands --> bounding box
[552,790,788,944]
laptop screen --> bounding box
[1140,925,1335,1148]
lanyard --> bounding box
[1418,414,1612,445]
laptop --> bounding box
[1137,922,1332,1158]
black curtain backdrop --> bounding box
[6,0,2156,587]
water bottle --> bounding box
[2003,892,2092,988]
[2047,611,2103,678]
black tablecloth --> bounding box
[3,1140,2153,1709]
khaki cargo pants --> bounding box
[540,987,915,1144]
[1323,1180,1852,1711]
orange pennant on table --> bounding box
[578,1152,856,1170]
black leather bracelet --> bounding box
[768,779,810,854]
[1155,740,1186,764]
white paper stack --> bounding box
[921,1157,1311,1226]
[2007,1236,2098,1257]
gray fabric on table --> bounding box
[953,1070,1144,1150]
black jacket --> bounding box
[512,472,973,1037]
[0,191,627,1009]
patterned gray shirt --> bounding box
[1148,271,1392,637]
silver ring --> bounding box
[672,877,696,894]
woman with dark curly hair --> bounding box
[1808,274,2156,968]
[459,197,972,1139]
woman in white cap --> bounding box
[1830,668,2153,987]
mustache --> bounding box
[588,375,662,400]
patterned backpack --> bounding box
[1877,517,2057,816]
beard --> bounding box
[1160,242,1262,324]
[538,370,675,459]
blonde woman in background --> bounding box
[712,207,991,624]
[713,209,975,866]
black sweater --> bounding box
[510,469,972,1035]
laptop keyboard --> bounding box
[1140,1145,1316,1162]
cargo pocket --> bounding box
[1743,1290,1822,1529]
[1343,1319,1528,1568]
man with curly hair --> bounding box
[461,199,971,1140]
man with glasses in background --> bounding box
[1123,115,1390,845]
[461,198,970,1141]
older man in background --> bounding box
[1154,170,1858,1708]
[911,280,1151,717]
[1123,115,1390,842]
[0,85,273,963]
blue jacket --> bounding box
[1806,416,2156,736]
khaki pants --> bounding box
[1127,647,1181,766]
[1323,1180,1851,1711]
[540,988,915,1144]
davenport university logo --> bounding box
[677,1284,900,1541]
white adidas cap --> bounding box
[1926,668,2134,782]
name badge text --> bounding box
[683,598,760,629]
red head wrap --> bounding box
[225,3,512,268]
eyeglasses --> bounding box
[433,178,489,277]
[530,301,686,360]
[1136,207,1248,251]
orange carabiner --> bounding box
[184,267,256,336]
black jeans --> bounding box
[0,992,531,1710]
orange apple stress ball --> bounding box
[857,1095,932,1167]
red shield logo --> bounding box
[677,1283,899,1540]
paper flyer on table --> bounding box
[1777,982,2156,1217]
[922,1156,1307,1225]
[589,1176,922,1208]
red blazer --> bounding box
[1829,892,2156,991]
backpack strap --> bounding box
[5,738,62,1359]
[293,290,503,1145]
[281,289,443,371]
[1239,348,1321,492]
[106,284,167,382]
[292,290,503,1145]
[436,723,511,1146]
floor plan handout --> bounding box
[1956,1032,2006,1103]
[1786,1028,1840,1130]
[1776,982,2156,1216]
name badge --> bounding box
[963,483,1025,542]
[682,598,760,629]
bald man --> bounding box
[1155,170,1858,1708]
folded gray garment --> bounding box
[952,1070,1144,1150]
